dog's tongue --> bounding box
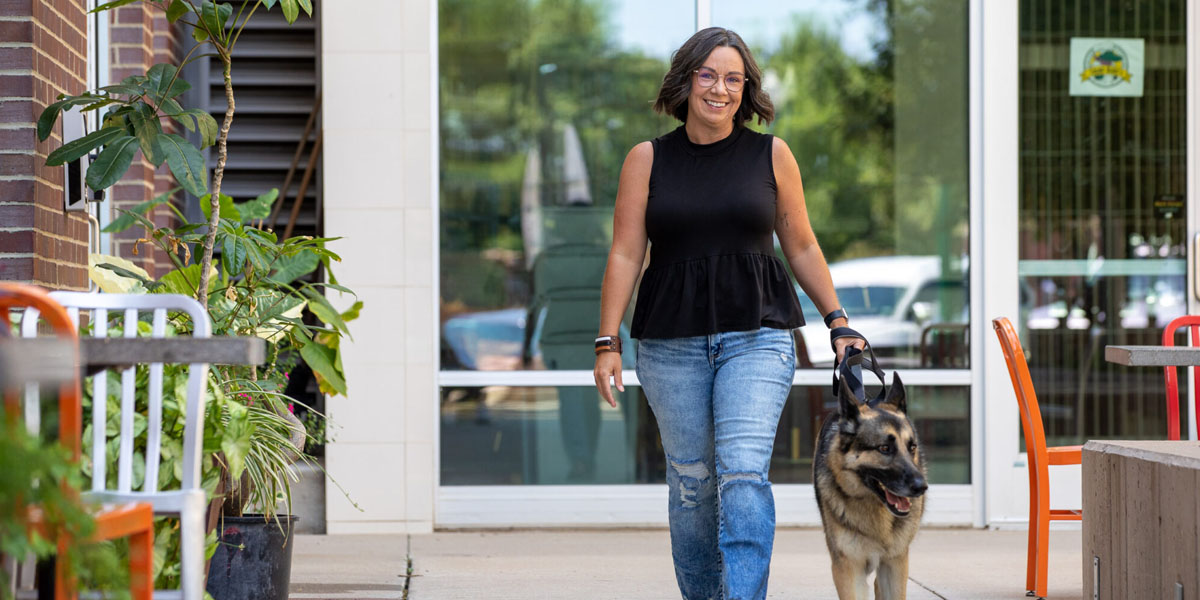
[885,489,911,512]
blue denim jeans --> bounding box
[636,327,796,600]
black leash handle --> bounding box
[830,326,886,402]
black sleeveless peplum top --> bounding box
[630,125,806,339]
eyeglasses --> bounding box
[693,66,745,93]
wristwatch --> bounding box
[595,335,622,355]
[823,308,848,328]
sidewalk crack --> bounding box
[403,534,413,599]
[909,576,948,600]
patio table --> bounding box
[77,336,266,372]
[1105,345,1200,441]
[1082,439,1200,599]
[0,336,265,385]
[1104,344,1200,367]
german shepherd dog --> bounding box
[814,352,928,600]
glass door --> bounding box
[1002,0,1190,520]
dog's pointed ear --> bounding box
[881,372,907,414]
[838,375,862,427]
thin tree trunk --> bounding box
[198,57,235,305]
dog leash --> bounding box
[831,327,886,403]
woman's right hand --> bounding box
[593,351,624,408]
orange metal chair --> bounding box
[1162,315,1200,441]
[992,317,1082,600]
[0,283,154,600]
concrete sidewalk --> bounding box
[288,527,1083,599]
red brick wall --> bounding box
[108,4,183,276]
[0,0,90,289]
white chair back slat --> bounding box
[91,307,108,491]
[116,308,138,493]
[22,384,38,436]
[144,308,167,492]
[18,309,40,437]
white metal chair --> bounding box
[23,292,211,600]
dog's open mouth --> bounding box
[882,487,912,515]
[865,477,914,517]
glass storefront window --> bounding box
[1017,0,1187,445]
[440,384,970,485]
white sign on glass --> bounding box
[1069,37,1144,97]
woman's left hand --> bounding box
[833,335,866,364]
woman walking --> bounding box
[592,27,863,600]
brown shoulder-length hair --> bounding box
[653,27,774,127]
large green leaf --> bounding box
[300,337,346,396]
[220,402,254,482]
[258,293,304,323]
[156,133,207,196]
[243,238,270,270]
[278,0,299,23]
[37,95,106,141]
[166,0,188,22]
[145,63,190,104]
[199,192,239,222]
[127,102,162,165]
[45,126,126,166]
[168,109,219,149]
[234,188,277,221]
[221,234,247,275]
[158,265,201,296]
[85,135,139,190]
[200,1,233,38]
[159,97,183,115]
[267,251,319,285]
[103,187,179,233]
[297,0,312,16]
[301,287,350,336]
[245,227,276,245]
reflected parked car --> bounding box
[442,308,529,371]
[795,255,968,367]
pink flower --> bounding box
[287,403,295,414]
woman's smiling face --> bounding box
[687,46,744,131]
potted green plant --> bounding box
[84,203,357,598]
[37,0,357,596]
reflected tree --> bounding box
[439,0,675,312]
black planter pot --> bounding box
[206,514,298,600]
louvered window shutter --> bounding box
[181,0,321,239]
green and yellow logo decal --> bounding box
[1080,44,1133,88]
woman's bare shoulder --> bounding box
[771,136,800,175]
[629,140,654,163]
[620,141,655,178]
